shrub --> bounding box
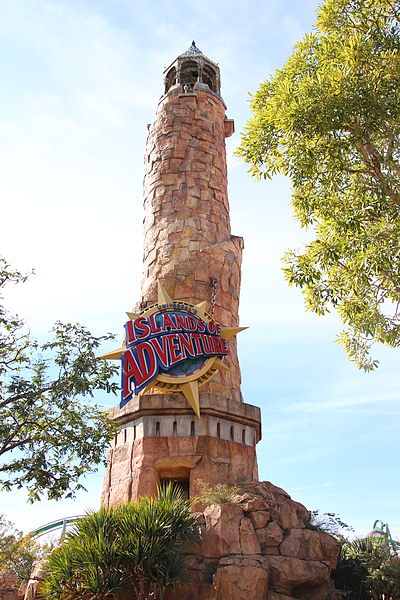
[195,479,241,505]
[40,485,199,600]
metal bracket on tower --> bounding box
[209,277,218,316]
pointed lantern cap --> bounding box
[181,40,203,56]
[163,41,221,97]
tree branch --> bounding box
[356,139,400,206]
[0,436,36,458]
[0,385,54,409]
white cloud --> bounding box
[288,482,335,492]
[284,391,400,413]
[267,445,331,466]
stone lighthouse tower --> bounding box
[101,42,261,506]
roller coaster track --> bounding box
[30,515,85,539]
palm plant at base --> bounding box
[334,537,400,600]
[40,485,199,600]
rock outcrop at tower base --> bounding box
[22,481,339,600]
[166,481,340,600]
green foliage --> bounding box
[40,485,199,600]
[237,0,400,370]
[305,510,354,538]
[0,257,119,501]
[195,479,241,505]
[334,537,400,600]
[0,513,50,582]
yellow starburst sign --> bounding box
[101,282,246,418]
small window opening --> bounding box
[203,66,217,92]
[114,433,118,447]
[124,429,127,444]
[180,60,199,92]
[230,425,234,441]
[133,425,137,440]
[173,421,178,436]
[190,421,195,436]
[242,429,246,445]
[160,477,190,500]
[165,66,177,93]
[155,421,160,437]
[217,423,221,438]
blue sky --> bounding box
[1,0,399,539]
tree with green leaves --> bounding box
[40,485,199,600]
[0,257,119,501]
[237,0,400,370]
[334,537,400,600]
[0,513,50,582]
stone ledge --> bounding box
[224,119,235,138]
[107,392,261,437]
[158,86,227,110]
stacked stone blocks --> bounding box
[141,89,243,401]
[166,481,340,600]
[101,393,260,506]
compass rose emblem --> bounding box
[101,282,246,417]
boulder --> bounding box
[276,497,309,530]
[239,517,261,554]
[183,480,340,600]
[280,529,340,569]
[263,555,330,595]
[268,593,297,600]
[22,558,49,600]
[28,560,46,582]
[201,504,243,557]
[0,569,17,588]
[241,497,270,513]
[212,564,268,600]
[256,521,284,547]
[249,510,270,529]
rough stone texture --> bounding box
[249,510,270,529]
[23,484,339,600]
[23,560,46,600]
[256,521,285,548]
[101,81,262,506]
[98,60,338,600]
[201,504,243,557]
[27,563,45,583]
[212,564,268,600]
[107,393,261,433]
[280,529,339,570]
[166,481,339,600]
[102,434,258,507]
[140,87,244,402]
[0,570,19,600]
[101,392,261,506]
[22,582,38,600]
